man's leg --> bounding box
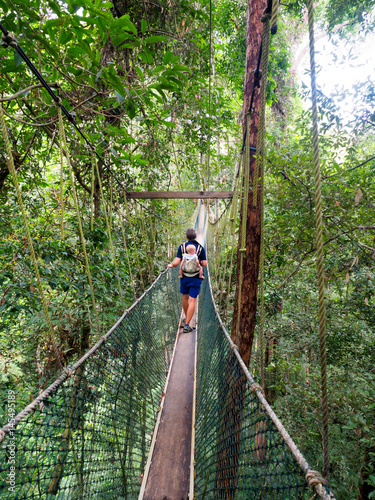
[182,294,189,317]
[186,296,197,325]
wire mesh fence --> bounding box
[0,268,181,500]
[195,272,314,499]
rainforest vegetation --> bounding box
[0,0,374,497]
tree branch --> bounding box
[322,155,375,180]
[278,225,375,288]
[0,83,60,102]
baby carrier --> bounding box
[181,242,202,277]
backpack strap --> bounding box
[182,241,202,258]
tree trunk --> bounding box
[231,0,267,367]
[216,2,267,497]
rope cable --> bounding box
[94,156,125,310]
[123,195,146,291]
[307,0,330,478]
[114,189,137,301]
[207,0,213,191]
[57,106,100,334]
[235,113,251,343]
[270,0,279,34]
[224,158,242,322]
[134,200,154,282]
[59,127,65,240]
[252,11,271,208]
[90,153,95,230]
[256,10,272,390]
[0,104,64,370]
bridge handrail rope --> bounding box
[0,266,170,444]
[203,262,335,500]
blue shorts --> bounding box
[180,276,202,298]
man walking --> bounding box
[168,228,207,332]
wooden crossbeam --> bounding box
[126,191,233,199]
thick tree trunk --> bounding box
[216,2,267,497]
[231,0,267,367]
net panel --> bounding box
[195,273,311,499]
[0,268,180,499]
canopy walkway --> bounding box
[0,206,334,499]
[0,4,337,498]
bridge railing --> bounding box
[195,266,334,500]
[0,268,181,500]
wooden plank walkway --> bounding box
[142,313,196,500]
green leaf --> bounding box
[44,18,64,29]
[135,66,144,81]
[145,35,166,44]
[114,91,125,103]
[141,19,147,34]
[112,33,133,47]
[163,51,173,64]
[142,47,154,63]
[13,50,24,67]
[111,15,137,34]
[60,30,73,44]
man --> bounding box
[168,228,207,333]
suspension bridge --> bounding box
[0,0,338,497]
[0,203,333,499]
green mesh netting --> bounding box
[0,268,180,500]
[195,271,312,499]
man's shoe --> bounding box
[180,317,186,327]
[183,325,193,333]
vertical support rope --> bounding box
[0,105,64,370]
[124,195,145,292]
[134,200,154,281]
[110,175,113,228]
[236,113,251,341]
[225,159,242,322]
[57,107,100,334]
[252,11,272,388]
[253,13,271,208]
[207,0,212,191]
[59,131,65,240]
[114,189,137,301]
[307,0,330,478]
[270,0,279,34]
[94,158,125,310]
[90,153,95,231]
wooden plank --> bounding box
[142,316,196,500]
[126,190,233,199]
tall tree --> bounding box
[231,0,267,365]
